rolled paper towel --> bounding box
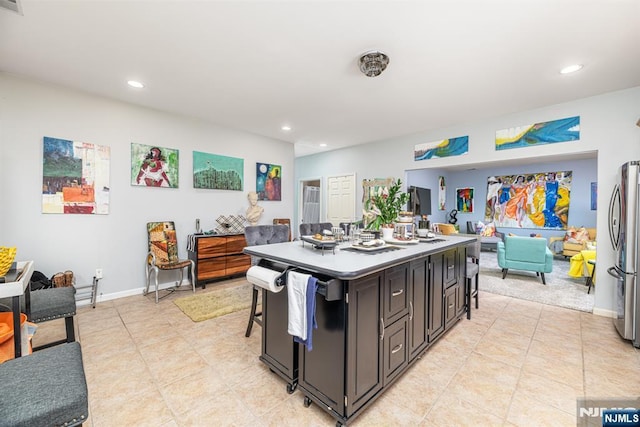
[246,265,284,293]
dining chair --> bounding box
[244,224,290,337]
[145,221,195,303]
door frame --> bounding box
[297,176,323,239]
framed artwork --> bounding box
[414,136,468,161]
[456,187,474,213]
[438,176,446,210]
[42,136,110,214]
[193,151,243,190]
[495,116,580,151]
[485,171,572,229]
[256,162,281,201]
[131,143,179,188]
[591,182,597,210]
[362,177,395,204]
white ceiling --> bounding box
[1,1,639,158]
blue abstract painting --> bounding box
[414,136,469,161]
[495,116,580,151]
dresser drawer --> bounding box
[226,253,251,276]
[197,236,226,258]
[197,258,227,279]
[226,235,247,254]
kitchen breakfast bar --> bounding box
[243,234,475,426]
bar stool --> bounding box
[244,224,290,337]
[586,259,596,294]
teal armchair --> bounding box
[497,235,553,284]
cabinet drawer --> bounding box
[197,237,226,258]
[226,254,251,275]
[444,248,458,288]
[197,258,227,279]
[383,263,409,324]
[444,286,457,327]
[383,317,408,385]
[226,235,247,254]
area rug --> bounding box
[478,251,595,312]
[174,283,255,322]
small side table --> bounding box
[585,259,596,294]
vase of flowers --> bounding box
[363,178,411,233]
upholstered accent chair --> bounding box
[299,222,334,238]
[497,235,553,284]
[145,221,195,303]
[244,224,290,337]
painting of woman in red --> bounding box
[136,147,170,187]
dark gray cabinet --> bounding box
[429,253,445,342]
[408,257,428,359]
[264,244,468,427]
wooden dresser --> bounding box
[187,233,251,288]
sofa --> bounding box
[562,227,596,257]
[498,235,553,284]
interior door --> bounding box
[327,173,356,226]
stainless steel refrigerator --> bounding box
[607,160,640,347]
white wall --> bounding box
[295,86,640,314]
[0,74,295,301]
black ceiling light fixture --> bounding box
[358,50,389,77]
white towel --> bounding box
[287,271,311,340]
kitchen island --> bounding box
[244,234,475,426]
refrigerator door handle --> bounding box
[607,266,623,279]
[609,184,621,251]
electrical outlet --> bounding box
[95,268,103,279]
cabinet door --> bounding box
[456,281,466,317]
[197,236,226,258]
[408,257,428,360]
[429,253,445,342]
[382,317,408,386]
[346,273,383,417]
[382,263,409,325]
[443,248,458,288]
[444,285,457,328]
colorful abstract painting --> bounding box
[131,143,179,188]
[256,163,281,201]
[456,188,474,213]
[438,176,446,210]
[495,116,580,151]
[193,151,243,190]
[42,136,110,214]
[485,171,572,229]
[414,136,468,161]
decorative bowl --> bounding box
[0,246,17,277]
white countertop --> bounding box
[244,235,475,280]
[0,260,35,298]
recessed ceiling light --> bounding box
[127,80,145,88]
[281,125,291,131]
[559,64,583,74]
[319,143,327,147]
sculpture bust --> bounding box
[246,191,264,226]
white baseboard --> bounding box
[76,280,194,307]
[592,307,615,318]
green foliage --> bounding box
[364,178,410,230]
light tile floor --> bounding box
[33,279,640,427]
